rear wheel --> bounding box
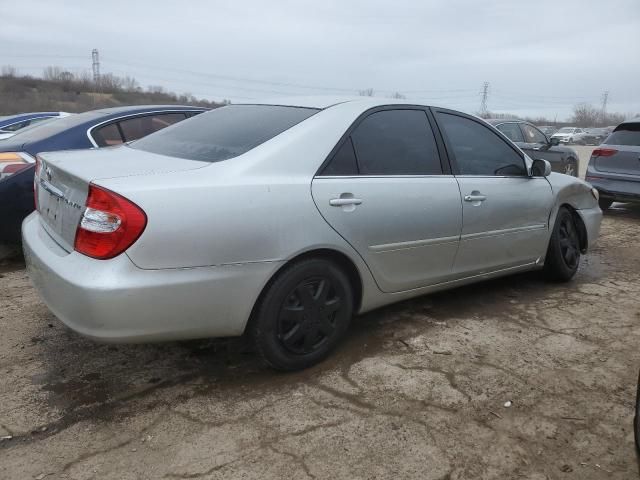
[544,207,581,282]
[563,158,578,177]
[598,198,613,210]
[250,258,353,371]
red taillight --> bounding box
[591,148,618,157]
[74,184,147,260]
[2,163,29,174]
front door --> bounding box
[434,110,554,276]
[311,108,462,293]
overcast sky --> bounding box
[2,0,639,120]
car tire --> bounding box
[544,207,581,282]
[563,158,578,177]
[598,198,613,210]
[250,258,353,371]
[635,369,640,457]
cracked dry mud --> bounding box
[1,204,640,479]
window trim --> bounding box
[315,105,451,177]
[86,109,203,147]
[431,108,528,178]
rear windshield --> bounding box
[130,104,319,162]
[604,123,640,146]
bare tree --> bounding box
[572,103,601,126]
[43,66,64,81]
[390,92,406,99]
[358,88,374,97]
[1,65,17,77]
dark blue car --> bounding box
[0,105,207,244]
[0,112,68,136]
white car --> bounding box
[551,127,587,145]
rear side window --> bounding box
[118,113,186,142]
[605,123,640,146]
[437,113,526,176]
[322,138,358,175]
[93,123,124,147]
[350,109,442,175]
[496,123,524,143]
[131,105,319,162]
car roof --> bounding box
[236,95,462,110]
[485,119,522,125]
[0,105,207,151]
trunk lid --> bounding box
[36,146,207,252]
[593,144,640,176]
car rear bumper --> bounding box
[587,175,640,202]
[22,213,281,343]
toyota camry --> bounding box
[23,97,602,370]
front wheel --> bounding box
[544,207,581,282]
[250,258,354,371]
[563,159,578,177]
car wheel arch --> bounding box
[555,203,588,253]
[244,248,364,334]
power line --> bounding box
[601,90,609,122]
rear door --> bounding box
[434,110,553,276]
[311,107,462,293]
[595,123,640,176]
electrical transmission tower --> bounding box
[480,82,490,117]
[601,91,609,124]
[91,49,100,84]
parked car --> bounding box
[538,126,558,136]
[551,127,587,145]
[582,128,609,146]
[0,105,206,244]
[23,98,602,371]
[586,118,640,210]
[0,111,70,139]
[635,369,640,456]
[488,120,580,176]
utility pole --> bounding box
[479,82,489,117]
[91,49,100,84]
[600,90,609,124]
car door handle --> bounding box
[464,194,487,202]
[329,198,363,206]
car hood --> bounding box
[37,145,209,183]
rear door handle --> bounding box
[464,194,487,202]
[330,198,363,206]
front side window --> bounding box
[437,113,526,176]
[118,113,186,142]
[521,124,547,144]
[350,109,442,175]
[131,105,319,162]
[93,123,124,147]
[496,123,524,143]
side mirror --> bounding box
[549,137,560,146]
[531,158,551,177]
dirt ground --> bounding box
[1,148,640,479]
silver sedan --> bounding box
[23,97,602,370]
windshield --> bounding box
[131,104,319,162]
[5,110,103,143]
[604,123,640,146]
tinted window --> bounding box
[521,124,547,144]
[437,113,526,176]
[118,113,186,142]
[605,123,640,146]
[496,123,524,143]
[322,137,358,175]
[3,120,30,132]
[93,123,124,147]
[131,105,318,162]
[350,109,441,175]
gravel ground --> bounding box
[1,147,640,479]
